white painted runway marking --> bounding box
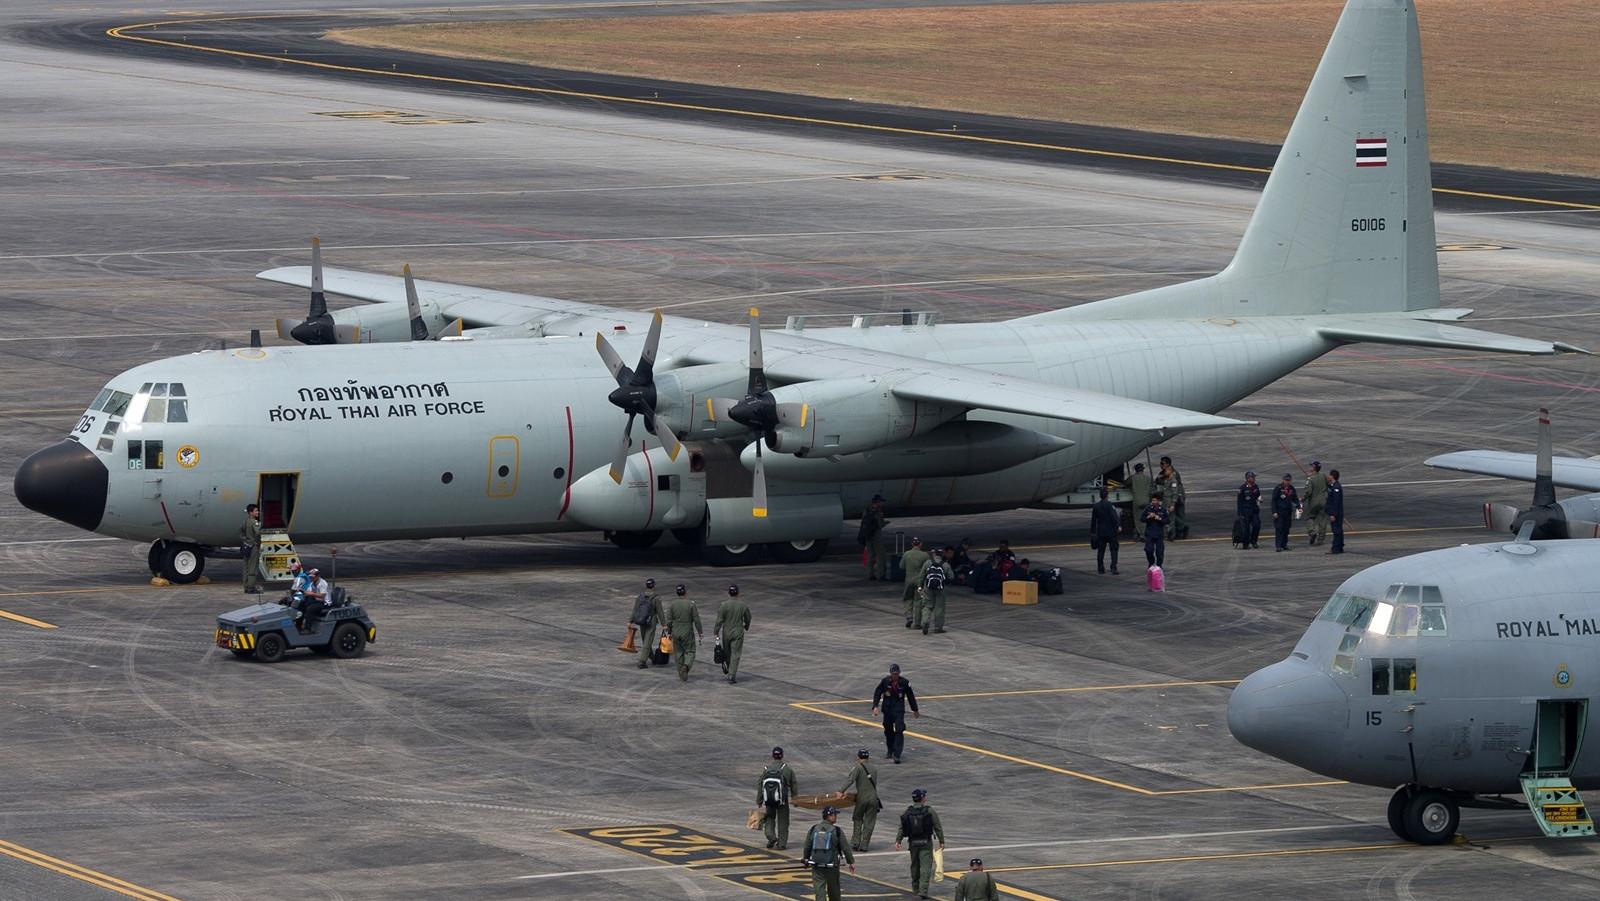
[0,537,119,546]
[0,332,228,343]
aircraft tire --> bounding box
[147,540,167,575]
[701,542,761,567]
[255,632,287,664]
[606,530,663,550]
[671,528,703,547]
[329,622,367,659]
[1386,786,1414,841]
[767,538,829,564]
[1403,789,1460,844]
[159,543,205,584]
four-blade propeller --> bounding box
[595,310,682,483]
[276,237,362,345]
[1492,408,1600,541]
[707,308,806,518]
[402,265,464,341]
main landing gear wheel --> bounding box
[1402,788,1460,844]
[147,540,166,575]
[159,542,205,584]
[606,530,663,550]
[702,542,761,567]
[329,622,367,659]
[1387,786,1415,841]
[767,538,828,564]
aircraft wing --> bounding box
[1316,317,1590,355]
[1424,451,1600,492]
[890,374,1253,433]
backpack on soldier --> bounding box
[761,769,786,809]
[807,824,838,868]
[923,565,946,591]
[629,595,654,628]
[902,807,933,844]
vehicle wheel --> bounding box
[147,540,167,575]
[1386,786,1414,841]
[329,622,367,659]
[767,538,829,564]
[159,543,205,584]
[702,542,762,567]
[672,528,703,547]
[1403,788,1460,845]
[606,529,663,550]
[255,631,287,664]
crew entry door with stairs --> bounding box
[1522,699,1594,837]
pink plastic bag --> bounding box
[1147,565,1165,592]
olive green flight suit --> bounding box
[1159,466,1186,539]
[1304,469,1330,544]
[863,506,887,580]
[1129,471,1153,533]
[899,545,930,622]
[840,761,880,850]
[802,820,854,901]
[895,803,945,897]
[758,760,798,848]
[635,592,664,668]
[240,512,262,592]
[714,597,752,682]
[666,596,703,681]
[918,561,954,633]
[954,869,999,901]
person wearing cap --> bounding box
[1236,471,1262,550]
[758,746,799,849]
[1158,455,1187,540]
[1090,486,1121,575]
[894,788,945,899]
[859,495,889,581]
[714,584,752,684]
[899,537,930,628]
[839,748,881,851]
[292,567,330,628]
[954,857,999,900]
[1127,462,1152,535]
[634,579,665,669]
[286,560,311,594]
[1326,468,1345,554]
[666,583,703,682]
[918,549,954,634]
[1303,460,1330,546]
[1142,491,1169,569]
[871,664,920,764]
[1271,473,1301,552]
[240,503,262,594]
[802,805,855,901]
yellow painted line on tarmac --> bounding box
[105,17,1600,212]
[994,885,1064,901]
[1148,779,1346,796]
[979,841,1410,873]
[0,609,58,629]
[0,838,184,901]
[801,678,1242,706]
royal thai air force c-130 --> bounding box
[13,0,1583,586]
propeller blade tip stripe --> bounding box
[749,307,759,317]
[752,508,767,518]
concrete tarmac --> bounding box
[2,2,1600,899]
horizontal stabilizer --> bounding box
[1425,451,1600,493]
[1317,319,1589,355]
[893,374,1254,434]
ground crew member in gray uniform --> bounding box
[860,495,888,581]
[894,788,945,899]
[714,584,751,684]
[1158,456,1187,539]
[872,663,920,764]
[840,748,881,851]
[758,746,799,849]
[954,858,999,901]
[803,805,855,901]
[899,537,930,627]
[1090,486,1121,574]
[1128,463,1152,534]
[240,503,261,593]
[666,584,703,682]
[634,578,664,669]
[1303,460,1330,546]
[918,550,954,634]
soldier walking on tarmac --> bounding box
[899,536,930,627]
[918,549,954,634]
[840,749,881,851]
[632,578,664,669]
[1128,462,1153,534]
[1304,460,1330,546]
[1158,456,1188,540]
[954,858,999,901]
[871,664,920,764]
[240,503,262,594]
[666,584,703,681]
[714,584,752,683]
[894,788,945,899]
[859,495,888,581]
[758,746,799,850]
[803,806,855,901]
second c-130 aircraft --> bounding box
[12,0,1584,581]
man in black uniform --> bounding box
[1237,471,1262,549]
[871,663,920,764]
[1142,492,1169,569]
[1327,469,1346,554]
[1090,487,1120,574]
[1271,473,1301,552]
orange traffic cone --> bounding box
[618,623,638,653]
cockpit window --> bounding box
[169,383,186,397]
[1320,594,1379,627]
[167,398,188,422]
[1420,605,1447,635]
[90,388,112,411]
[151,383,168,398]
[143,399,167,423]
[102,390,132,417]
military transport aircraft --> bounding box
[1230,415,1600,845]
[12,0,1584,582]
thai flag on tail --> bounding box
[1356,137,1388,167]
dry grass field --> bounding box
[328,1,1600,176]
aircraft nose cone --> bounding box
[1227,657,1348,772]
[14,440,108,532]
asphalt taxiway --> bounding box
[2,2,1600,899]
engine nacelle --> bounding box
[332,302,451,343]
[654,363,749,441]
[765,378,962,457]
[565,445,705,532]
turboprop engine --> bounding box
[763,378,964,457]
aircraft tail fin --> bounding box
[1023,0,1438,323]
